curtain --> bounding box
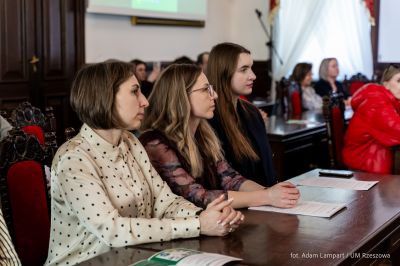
[271,0,373,84]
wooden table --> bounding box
[81,169,400,265]
[267,109,353,180]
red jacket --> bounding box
[343,83,400,174]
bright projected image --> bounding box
[87,0,207,20]
[378,0,400,62]
[132,0,178,13]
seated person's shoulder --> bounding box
[240,98,258,112]
[314,79,326,87]
[52,134,87,167]
[139,130,168,147]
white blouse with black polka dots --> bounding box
[45,124,201,266]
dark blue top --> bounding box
[208,100,277,187]
[314,79,350,99]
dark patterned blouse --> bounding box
[140,130,247,208]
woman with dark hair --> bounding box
[343,65,400,174]
[130,59,160,98]
[290,62,322,110]
[45,61,243,266]
[140,63,299,209]
[207,43,292,191]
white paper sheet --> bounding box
[297,177,378,190]
[249,201,346,218]
[286,119,323,125]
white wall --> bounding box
[229,0,270,60]
[85,0,270,62]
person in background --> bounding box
[0,208,21,266]
[290,63,322,110]
[314,57,351,105]
[140,63,300,209]
[196,52,209,73]
[0,115,12,141]
[206,42,279,188]
[343,65,400,174]
[45,61,243,266]
[173,56,195,65]
[131,59,160,98]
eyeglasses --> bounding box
[188,84,215,97]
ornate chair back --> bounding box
[0,128,50,265]
[10,102,58,165]
[288,81,302,115]
[11,102,46,145]
[348,73,369,95]
[322,92,346,169]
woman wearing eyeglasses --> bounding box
[343,65,400,174]
[140,63,299,209]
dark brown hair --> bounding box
[207,42,259,161]
[291,63,312,83]
[70,61,135,129]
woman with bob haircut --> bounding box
[343,65,400,174]
[290,62,322,110]
[140,63,300,209]
[206,43,291,191]
[45,61,243,266]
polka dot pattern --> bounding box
[45,124,201,265]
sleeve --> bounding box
[143,139,227,208]
[314,80,326,97]
[0,209,21,266]
[302,89,314,110]
[0,116,12,141]
[52,147,201,248]
[216,160,248,191]
[364,97,400,147]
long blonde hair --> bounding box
[142,64,223,178]
[207,42,259,161]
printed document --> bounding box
[297,177,378,190]
[131,248,241,266]
[249,201,346,218]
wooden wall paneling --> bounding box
[0,0,37,109]
[0,0,85,144]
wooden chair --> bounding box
[0,128,50,265]
[273,77,291,116]
[10,102,46,145]
[322,92,346,169]
[347,73,369,95]
[10,102,58,165]
[43,106,58,165]
[392,145,400,174]
[288,81,302,115]
[64,127,77,141]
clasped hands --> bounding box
[199,195,244,236]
